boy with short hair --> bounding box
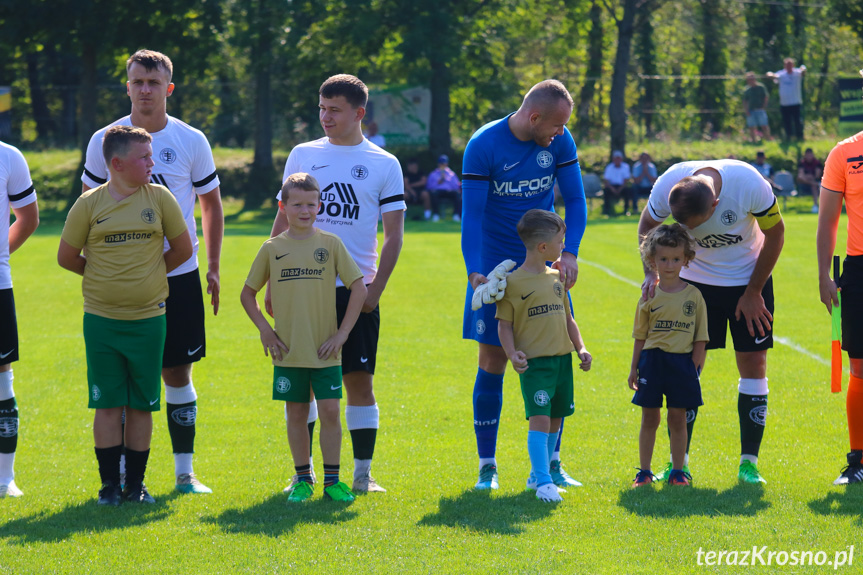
[242,173,367,502]
[629,224,708,488]
[496,209,592,502]
[58,125,192,505]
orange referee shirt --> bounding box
[823,131,863,256]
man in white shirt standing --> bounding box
[269,74,405,494]
[767,58,806,141]
[0,141,39,498]
[603,150,633,216]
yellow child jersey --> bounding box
[822,131,863,256]
[633,283,709,353]
[495,266,574,359]
[61,183,187,321]
[245,229,363,368]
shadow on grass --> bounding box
[808,488,863,525]
[618,482,770,518]
[0,492,180,544]
[204,493,357,536]
[416,489,556,535]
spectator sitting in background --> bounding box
[427,155,462,223]
[364,122,386,148]
[632,151,658,208]
[751,150,777,189]
[603,150,633,216]
[403,158,432,219]
[797,147,823,214]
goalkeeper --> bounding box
[461,80,587,490]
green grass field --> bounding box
[0,210,859,574]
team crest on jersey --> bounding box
[534,390,550,407]
[0,418,17,438]
[553,282,563,298]
[171,406,197,427]
[749,405,767,426]
[314,248,329,264]
[536,151,553,169]
[277,377,291,394]
[92,385,101,401]
[141,208,156,224]
[159,148,177,164]
[476,320,486,335]
[721,210,737,226]
[351,165,369,180]
[682,300,696,317]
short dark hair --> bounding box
[517,209,565,249]
[281,172,321,201]
[668,175,715,225]
[640,223,697,270]
[523,79,574,111]
[126,50,173,81]
[320,74,368,109]
[102,125,152,164]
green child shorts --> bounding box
[273,365,343,403]
[84,313,166,411]
[519,353,575,419]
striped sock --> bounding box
[295,464,313,484]
[324,464,340,487]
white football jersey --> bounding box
[277,137,405,286]
[0,141,37,290]
[647,160,776,286]
[82,115,220,277]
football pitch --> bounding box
[0,211,859,574]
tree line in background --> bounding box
[2,0,863,206]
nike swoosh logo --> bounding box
[360,356,368,363]
[754,335,770,344]
[187,345,203,356]
[275,253,290,260]
[650,306,663,312]
[150,398,159,405]
[0,349,14,359]
[569,404,575,409]
[311,164,329,171]
[96,217,111,224]
[503,162,520,171]
[521,291,535,300]
[330,385,342,391]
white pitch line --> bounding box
[580,258,834,367]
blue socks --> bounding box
[528,430,552,487]
[473,369,503,459]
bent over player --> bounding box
[638,159,784,484]
[461,79,587,490]
[817,110,863,484]
[81,50,223,493]
[0,140,39,498]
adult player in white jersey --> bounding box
[0,141,39,498]
[638,159,784,484]
[81,50,223,494]
[268,74,405,493]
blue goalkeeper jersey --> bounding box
[460,114,586,277]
